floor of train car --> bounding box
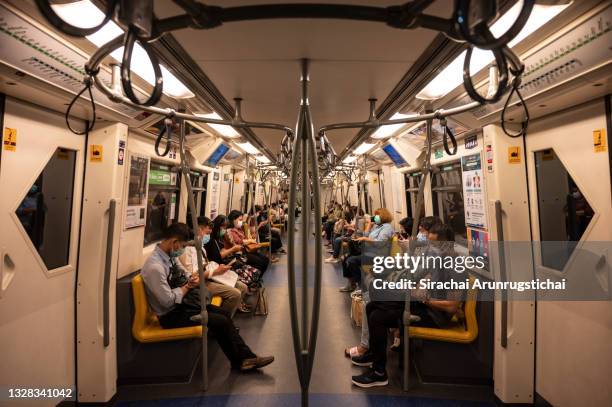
[113,216,494,406]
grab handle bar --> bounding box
[495,200,508,348]
[103,199,117,347]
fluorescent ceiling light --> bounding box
[52,0,194,99]
[371,112,416,139]
[254,155,271,163]
[353,142,375,155]
[237,142,260,155]
[195,112,240,138]
[343,155,357,164]
[416,2,569,100]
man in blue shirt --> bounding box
[141,222,274,372]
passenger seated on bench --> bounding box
[179,216,251,317]
[140,222,274,372]
[226,210,270,274]
[255,205,284,255]
[351,223,464,388]
[340,207,394,292]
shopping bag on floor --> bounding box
[350,290,363,327]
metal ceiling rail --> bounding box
[86,34,295,137]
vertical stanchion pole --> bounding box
[286,59,322,407]
[403,118,434,391]
[177,117,210,391]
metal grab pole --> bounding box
[177,118,210,391]
[286,59,322,407]
[403,118,434,391]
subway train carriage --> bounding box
[0,0,611,406]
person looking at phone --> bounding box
[340,208,394,292]
[225,210,270,274]
[179,216,250,316]
[140,222,274,372]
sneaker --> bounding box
[240,355,275,371]
[351,369,388,388]
[351,352,373,367]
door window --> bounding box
[534,149,594,270]
[15,147,76,270]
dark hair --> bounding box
[399,217,414,233]
[228,210,243,223]
[197,216,213,228]
[429,223,455,242]
[419,216,442,232]
[211,215,228,240]
[162,222,190,242]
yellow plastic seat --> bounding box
[408,278,478,344]
[131,274,222,344]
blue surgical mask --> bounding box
[201,234,211,246]
[374,215,381,225]
[170,247,185,258]
[417,232,427,242]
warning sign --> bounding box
[90,145,103,162]
[593,129,607,153]
[508,146,521,164]
[3,127,17,151]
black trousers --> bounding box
[366,301,437,373]
[246,252,270,274]
[159,303,256,368]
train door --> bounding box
[525,98,612,406]
[0,97,84,392]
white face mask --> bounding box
[235,220,243,229]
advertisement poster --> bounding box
[461,153,487,229]
[209,171,219,219]
[125,154,149,229]
[467,227,489,258]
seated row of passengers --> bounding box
[322,205,464,388]
[140,205,287,372]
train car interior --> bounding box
[0,0,610,406]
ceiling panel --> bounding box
[154,0,454,154]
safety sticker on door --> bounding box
[90,144,103,162]
[593,129,607,153]
[3,127,17,151]
[508,146,521,164]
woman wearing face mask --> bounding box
[341,207,395,360]
[179,216,250,316]
[205,215,243,265]
[226,210,270,275]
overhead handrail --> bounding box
[38,0,533,158]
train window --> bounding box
[144,161,181,245]
[431,161,467,245]
[534,149,594,271]
[16,148,76,270]
[404,171,424,221]
[186,171,208,227]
